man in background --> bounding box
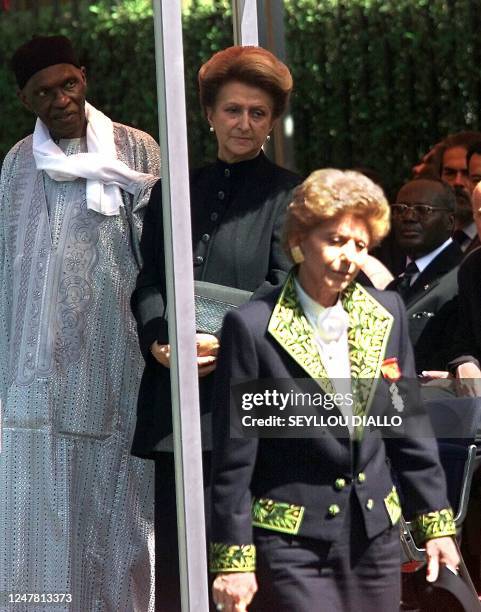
[388,177,462,371]
[415,131,481,252]
[0,36,160,611]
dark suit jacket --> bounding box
[131,153,301,457]
[447,246,481,370]
[209,275,455,572]
[388,242,463,369]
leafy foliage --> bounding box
[1,0,481,194]
[285,0,481,195]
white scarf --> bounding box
[32,101,155,216]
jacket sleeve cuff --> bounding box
[209,543,256,573]
[412,508,456,544]
[138,318,169,360]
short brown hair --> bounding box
[198,46,292,119]
[284,169,390,255]
[414,131,481,179]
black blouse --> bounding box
[130,151,301,457]
[132,151,301,358]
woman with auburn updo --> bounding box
[131,46,301,609]
[210,169,459,611]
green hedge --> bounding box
[286,0,481,195]
[1,0,481,195]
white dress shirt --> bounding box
[295,278,354,434]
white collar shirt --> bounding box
[295,278,354,435]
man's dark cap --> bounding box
[11,35,81,90]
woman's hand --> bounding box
[196,333,219,377]
[358,254,394,289]
[150,333,220,377]
[212,572,258,611]
[425,536,460,582]
[150,341,171,368]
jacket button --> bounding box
[366,498,374,510]
[194,255,204,265]
[210,212,218,222]
[357,472,366,484]
[224,168,230,177]
[334,478,346,490]
[218,190,225,200]
[202,233,210,243]
[328,504,340,517]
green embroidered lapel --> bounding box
[268,273,394,414]
[342,283,394,416]
[268,274,335,395]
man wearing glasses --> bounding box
[388,178,462,370]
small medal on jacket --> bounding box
[381,357,404,413]
[389,382,404,413]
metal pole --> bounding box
[232,0,259,46]
[153,2,209,611]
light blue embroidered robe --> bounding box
[0,125,160,612]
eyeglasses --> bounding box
[391,203,451,219]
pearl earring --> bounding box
[290,246,304,264]
[266,134,271,142]
[209,126,214,133]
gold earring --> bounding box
[290,246,304,264]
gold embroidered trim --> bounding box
[412,508,456,544]
[384,486,402,526]
[252,497,305,535]
[209,543,256,573]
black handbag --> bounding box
[194,281,252,334]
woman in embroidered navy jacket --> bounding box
[131,46,301,610]
[210,169,459,612]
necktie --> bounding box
[396,261,418,299]
[453,229,469,248]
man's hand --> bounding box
[150,333,220,377]
[425,537,460,582]
[212,572,258,612]
[455,362,481,397]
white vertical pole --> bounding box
[232,0,259,46]
[153,1,209,611]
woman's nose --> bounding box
[238,111,250,130]
[341,241,357,261]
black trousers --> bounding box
[250,494,401,612]
[154,452,211,612]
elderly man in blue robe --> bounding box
[0,36,160,611]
